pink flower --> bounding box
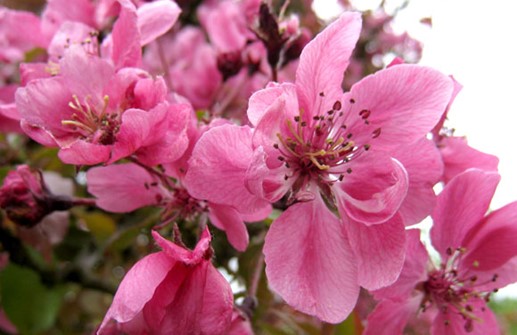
[16,45,189,166]
[365,169,517,335]
[97,228,234,334]
[186,12,453,322]
[87,160,270,251]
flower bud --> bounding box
[0,165,73,227]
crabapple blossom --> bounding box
[186,11,453,323]
[365,169,517,334]
[97,228,234,335]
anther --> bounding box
[492,274,499,282]
[273,143,279,149]
[333,101,342,110]
[372,128,381,139]
[347,168,352,174]
[359,109,371,119]
[277,156,285,161]
[347,133,353,139]
[294,116,300,122]
[349,98,355,104]
[364,144,370,151]
[319,92,325,97]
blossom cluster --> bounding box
[0,0,514,334]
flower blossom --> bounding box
[16,44,189,166]
[365,169,517,334]
[185,12,453,323]
[97,228,234,334]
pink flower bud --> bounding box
[0,165,72,227]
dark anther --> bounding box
[333,101,342,110]
[319,91,325,97]
[327,110,334,115]
[464,320,473,332]
[446,247,453,255]
[492,274,499,282]
[347,168,352,174]
[338,174,344,181]
[347,133,353,139]
[372,128,382,139]
[470,275,477,282]
[273,143,279,149]
[349,98,355,103]
[359,109,371,119]
[313,116,320,120]
[144,183,150,190]
[294,116,300,122]
[277,156,285,161]
[364,144,370,151]
[301,121,307,127]
[150,182,158,187]
[284,175,289,180]
[466,305,473,312]
[341,125,347,129]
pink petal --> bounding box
[98,252,176,332]
[364,295,421,335]
[58,140,111,165]
[345,214,406,290]
[199,1,248,52]
[373,229,429,300]
[141,262,191,333]
[334,152,408,225]
[185,124,270,216]
[245,146,294,203]
[250,83,300,161]
[60,45,114,103]
[20,121,58,147]
[152,228,211,266]
[110,0,141,68]
[247,83,285,127]
[295,12,361,114]
[86,163,167,212]
[342,65,453,151]
[264,194,359,323]
[431,298,499,335]
[392,138,443,225]
[109,107,167,163]
[461,201,517,272]
[430,169,500,259]
[468,257,517,293]
[16,77,73,136]
[440,136,499,184]
[137,0,181,46]
[135,103,190,166]
[208,203,249,252]
[150,262,233,335]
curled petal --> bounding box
[335,152,408,225]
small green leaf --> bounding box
[0,264,65,334]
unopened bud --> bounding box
[0,165,73,227]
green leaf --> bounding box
[0,264,65,334]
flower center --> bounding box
[421,247,500,332]
[62,94,120,145]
